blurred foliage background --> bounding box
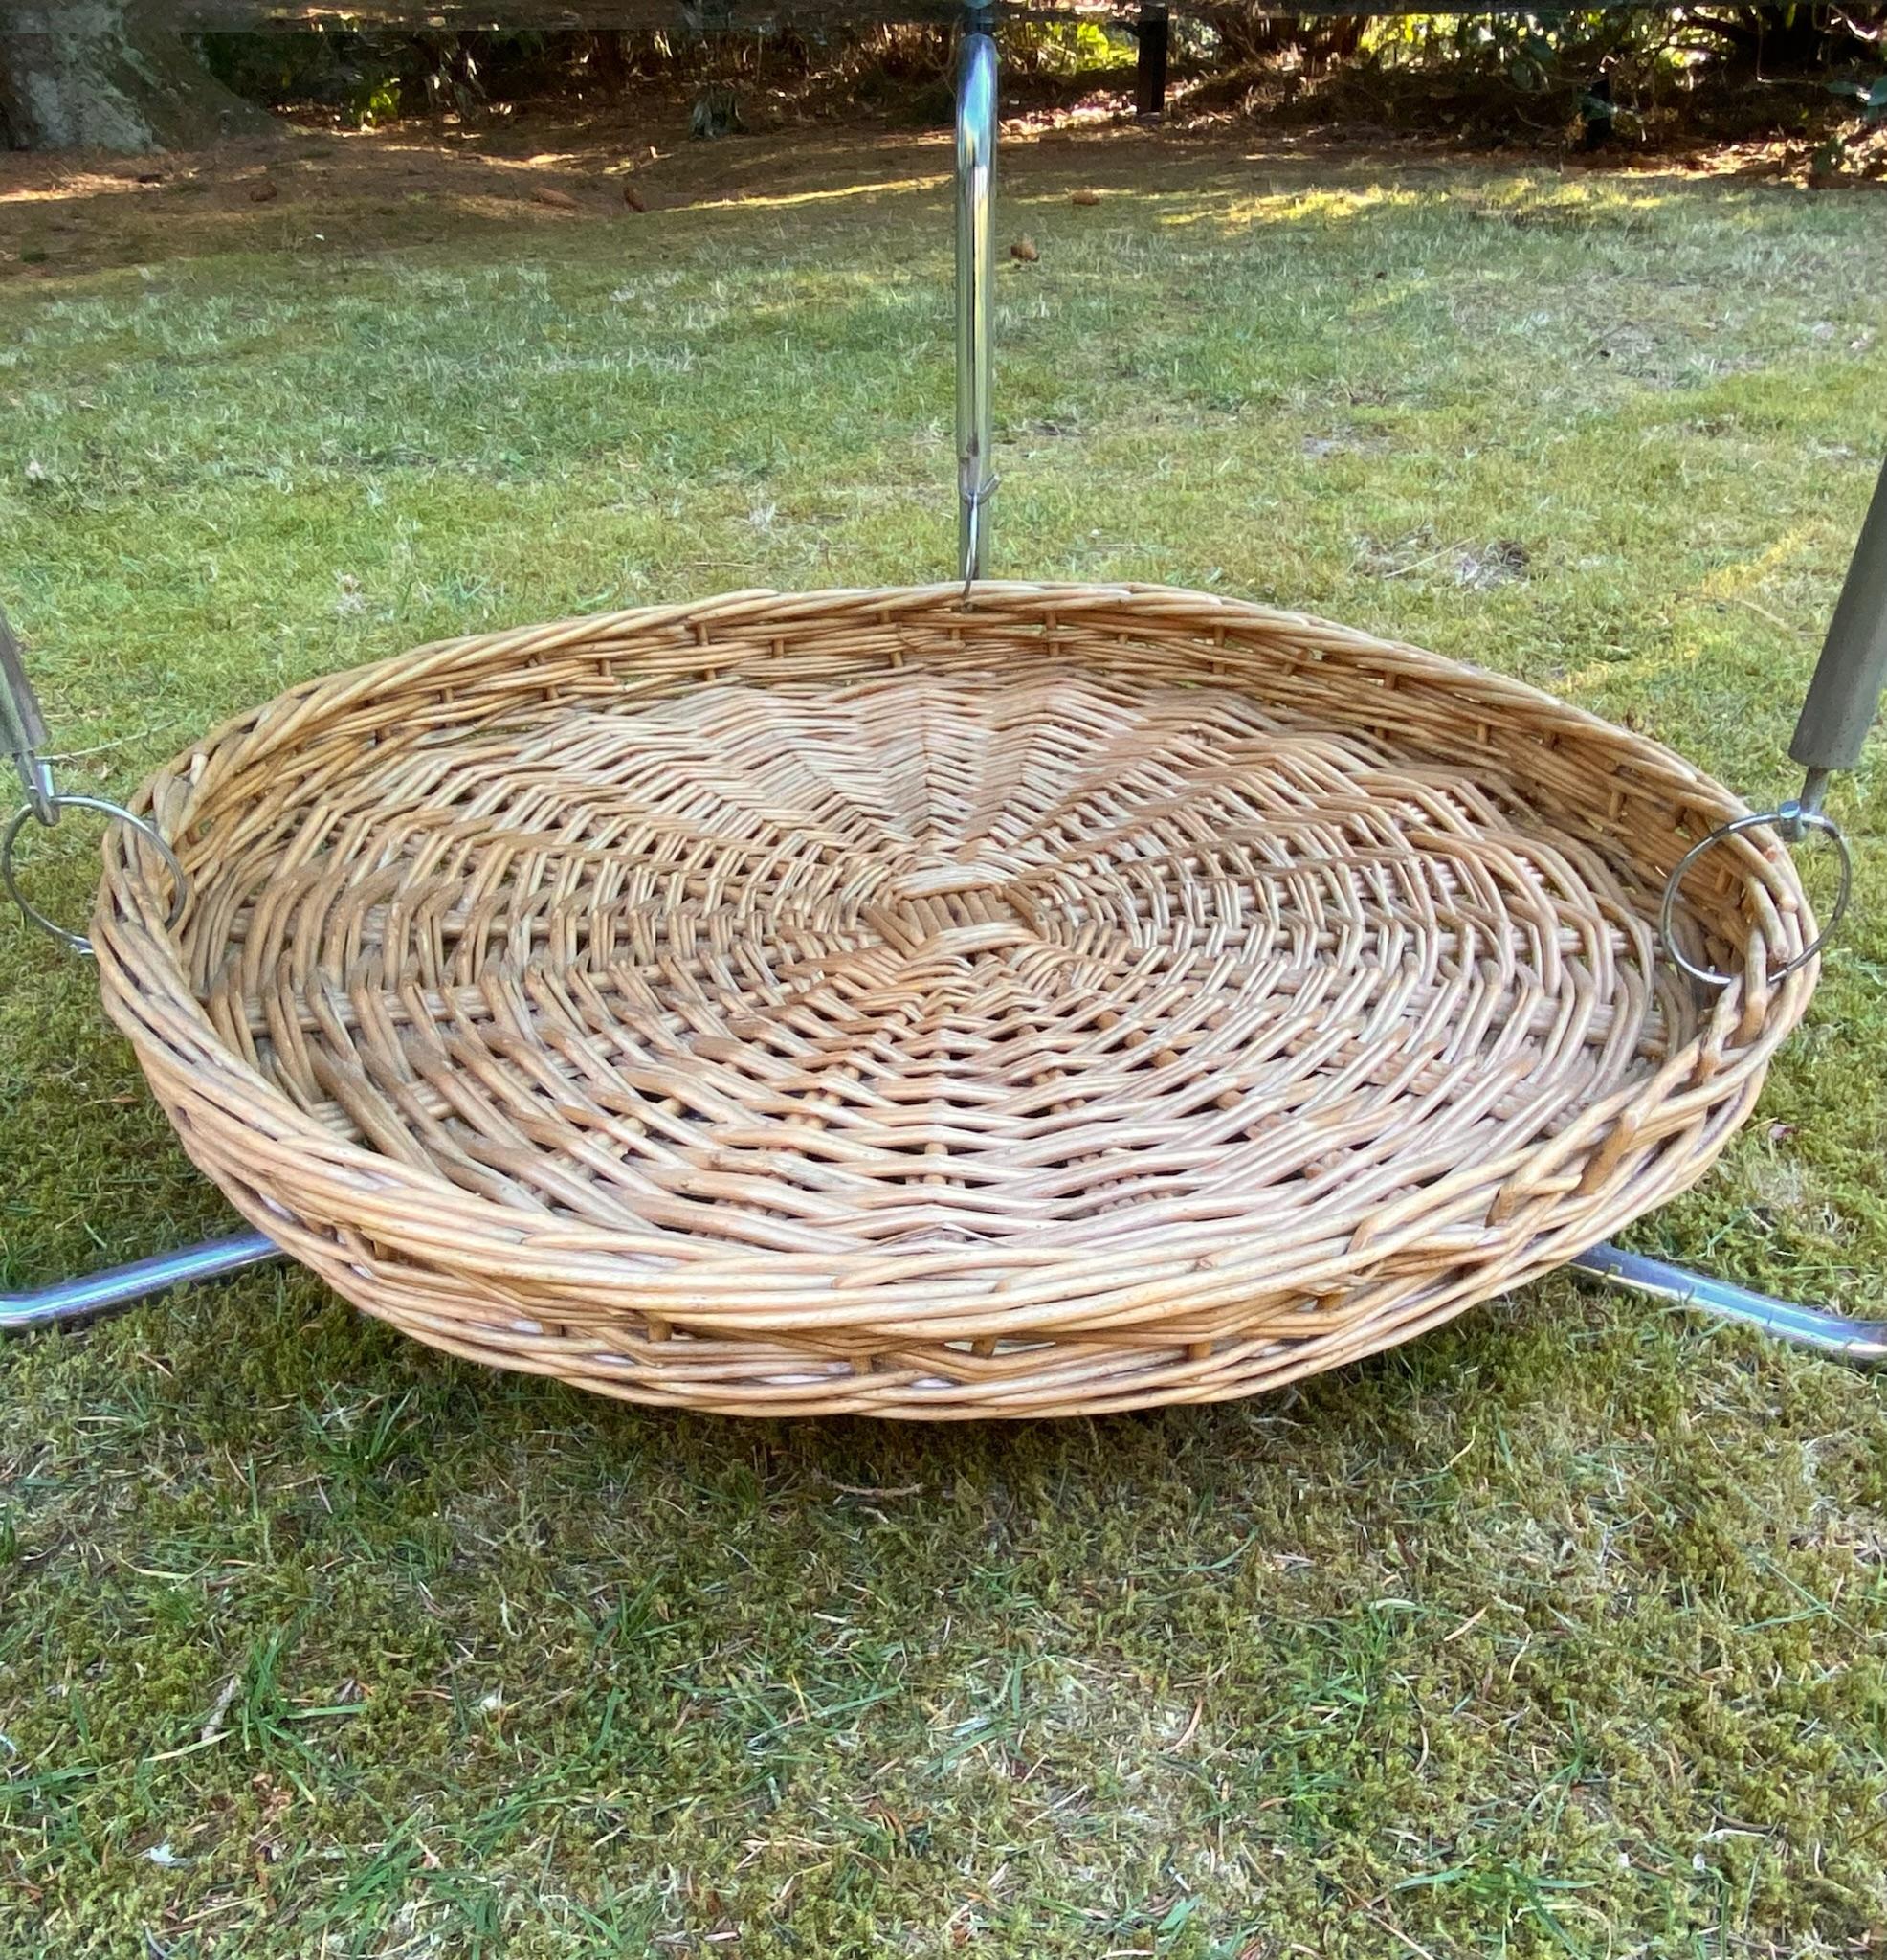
[189,6,1887,166]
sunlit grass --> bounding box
[1,129,1885,1958]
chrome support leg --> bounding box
[1,1229,278,1331]
[1570,1244,1887,1363]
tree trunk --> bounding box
[0,0,277,151]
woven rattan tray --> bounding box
[94,584,1817,1415]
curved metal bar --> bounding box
[955,26,997,588]
[0,1229,279,1332]
[1571,1244,1887,1363]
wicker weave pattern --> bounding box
[94,585,1816,1416]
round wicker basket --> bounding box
[94,584,1816,1416]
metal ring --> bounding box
[2,792,189,958]
[1658,807,1852,989]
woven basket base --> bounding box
[94,586,1815,1416]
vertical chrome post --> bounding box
[955,21,997,588]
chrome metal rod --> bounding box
[1790,446,1887,778]
[0,1229,279,1331]
[1,600,57,825]
[1570,1244,1887,1363]
[955,26,997,586]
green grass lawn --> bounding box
[3,126,1886,1958]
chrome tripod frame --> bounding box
[6,12,1884,1367]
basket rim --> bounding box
[129,578,1787,798]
